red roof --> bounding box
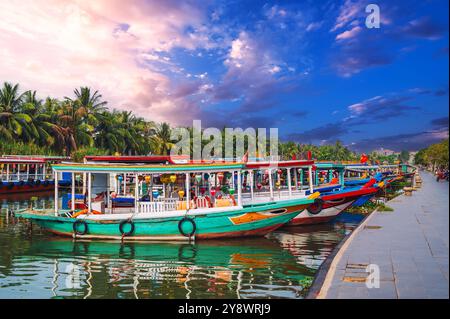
[0,159,47,164]
[84,155,189,164]
[245,160,315,169]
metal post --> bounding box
[308,167,314,193]
[71,172,75,211]
[6,164,9,181]
[26,164,30,180]
[54,170,58,216]
[249,170,254,202]
[185,173,190,210]
[237,171,242,206]
[135,174,139,213]
[87,173,92,214]
[294,168,298,191]
[17,164,21,181]
[287,168,292,198]
[82,173,86,195]
[268,169,274,201]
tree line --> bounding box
[414,139,449,170]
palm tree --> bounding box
[151,122,174,155]
[0,82,31,140]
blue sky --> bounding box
[0,0,448,151]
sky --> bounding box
[0,0,448,152]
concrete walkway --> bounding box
[318,171,449,299]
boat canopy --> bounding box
[315,162,346,170]
[52,162,245,174]
[245,160,314,169]
[84,155,189,164]
[0,158,47,164]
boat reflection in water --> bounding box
[19,238,315,299]
[0,194,363,299]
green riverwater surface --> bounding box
[0,192,364,299]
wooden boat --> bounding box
[286,162,381,225]
[14,162,317,241]
[0,156,71,195]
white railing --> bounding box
[0,174,49,182]
[138,200,178,213]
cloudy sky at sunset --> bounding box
[0,0,448,151]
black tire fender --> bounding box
[307,198,324,215]
[178,217,196,237]
[73,220,88,235]
[119,220,135,237]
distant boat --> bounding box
[0,156,71,194]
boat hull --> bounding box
[287,186,379,226]
[15,200,312,241]
[0,181,54,194]
[287,200,355,226]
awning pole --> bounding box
[71,172,75,211]
[54,170,58,216]
[87,173,92,214]
[287,168,292,198]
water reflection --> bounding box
[0,193,363,299]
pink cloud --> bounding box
[0,0,213,125]
[336,26,362,40]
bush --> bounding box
[0,141,58,156]
[70,147,108,162]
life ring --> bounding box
[35,180,41,186]
[119,220,135,236]
[71,209,103,218]
[307,198,324,215]
[43,180,49,186]
[7,182,14,189]
[73,220,88,235]
[18,180,25,186]
[178,217,196,237]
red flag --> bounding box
[292,154,297,160]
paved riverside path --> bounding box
[318,171,449,299]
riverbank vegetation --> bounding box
[414,139,449,170]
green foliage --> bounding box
[377,203,394,212]
[70,147,108,163]
[399,150,410,163]
[414,139,449,169]
[0,140,57,156]
[281,141,359,161]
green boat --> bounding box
[14,162,317,241]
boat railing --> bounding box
[138,200,177,213]
[0,174,49,182]
[241,189,307,203]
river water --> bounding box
[0,192,364,299]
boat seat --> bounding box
[215,198,232,207]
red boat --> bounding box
[287,183,380,225]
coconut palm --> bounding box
[0,82,31,140]
[151,122,174,155]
